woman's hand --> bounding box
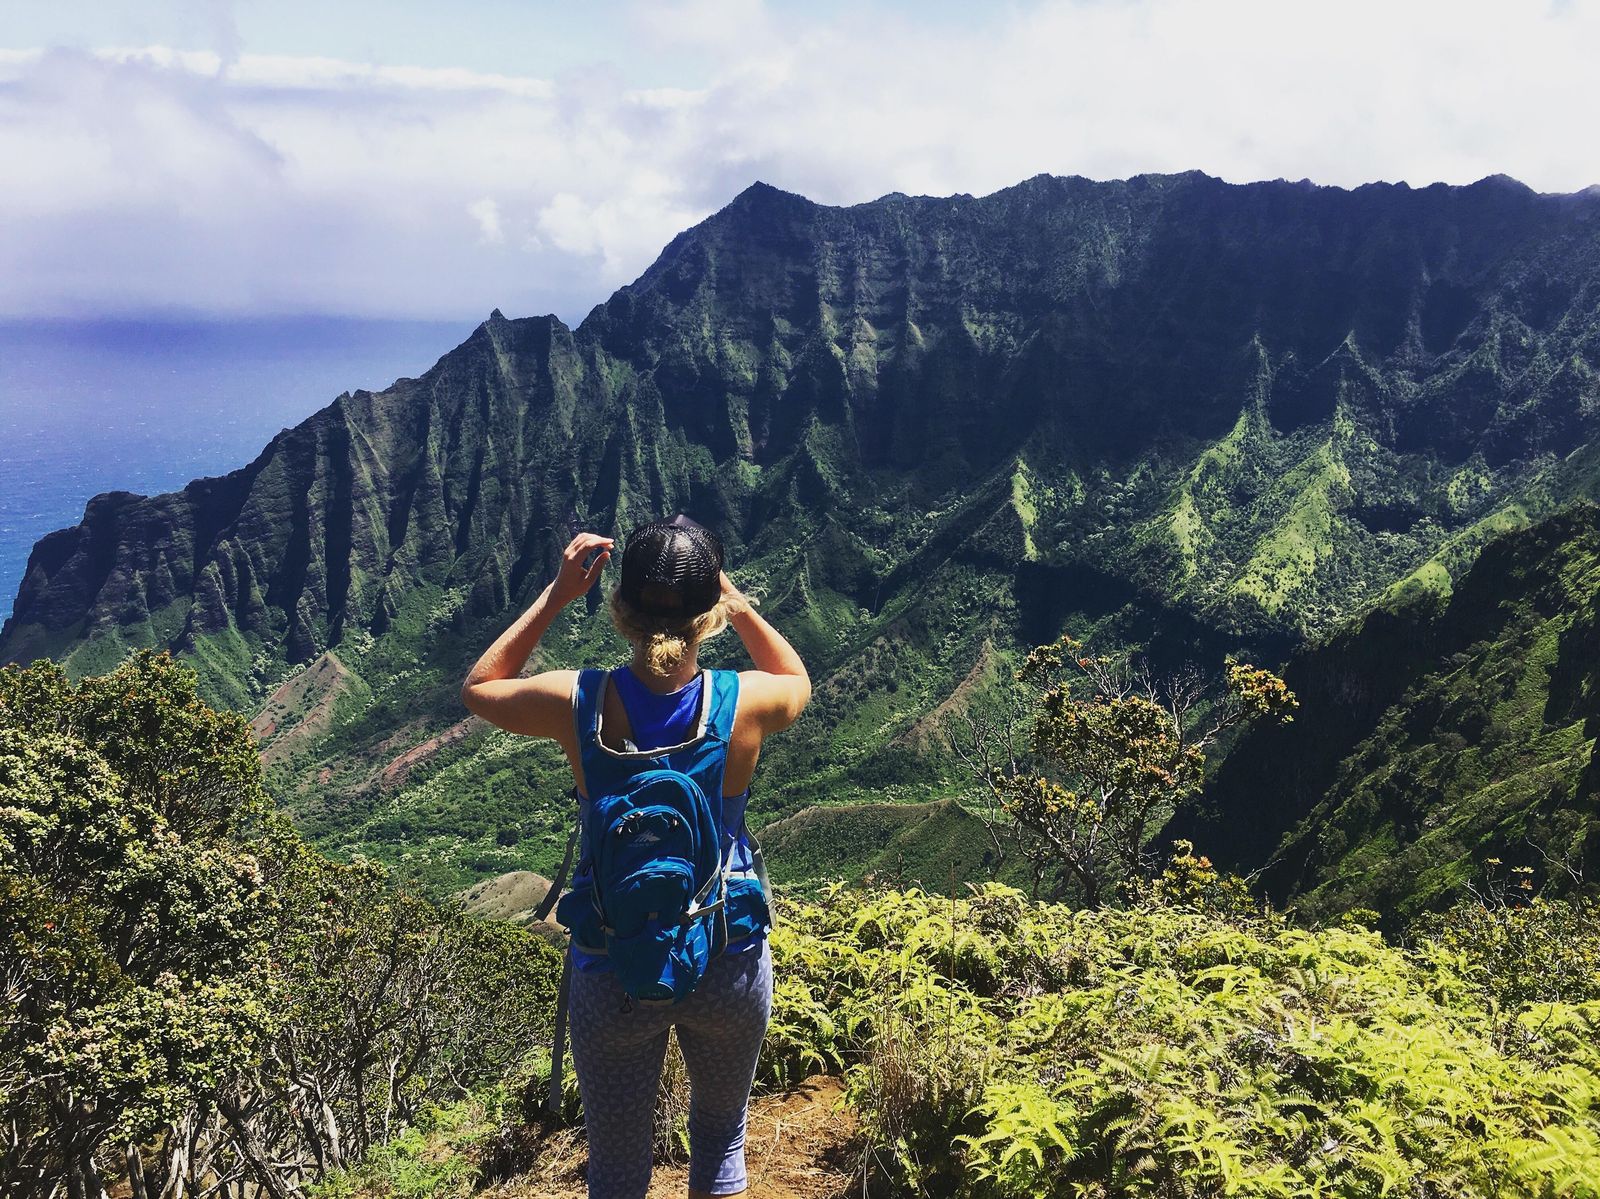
[719,570,753,616]
[551,533,614,607]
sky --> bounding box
[3,0,1599,326]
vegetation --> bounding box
[1,653,276,1198]
[764,880,1600,1199]
[3,636,1599,1199]
[950,636,1296,906]
[0,653,560,1199]
[761,798,1030,894]
[285,877,1600,1199]
[1188,503,1600,925]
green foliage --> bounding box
[1124,838,1264,919]
[252,828,564,1169]
[1198,503,1600,923]
[767,883,1600,1199]
[1414,888,1600,1012]
[762,798,1028,894]
[980,636,1294,906]
[0,652,278,1196]
[311,1093,497,1199]
[0,651,563,1199]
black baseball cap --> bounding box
[617,514,725,618]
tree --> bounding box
[949,635,1296,907]
[0,653,278,1199]
[226,836,561,1192]
[0,651,564,1198]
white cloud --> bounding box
[467,197,504,245]
[1,1,1598,322]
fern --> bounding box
[762,883,1600,1198]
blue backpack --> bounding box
[552,668,769,1003]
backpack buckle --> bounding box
[682,897,726,923]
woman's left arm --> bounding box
[460,532,613,737]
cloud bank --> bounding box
[2,0,1598,322]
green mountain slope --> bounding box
[6,171,1600,895]
[1178,504,1600,923]
[758,797,1032,891]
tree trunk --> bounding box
[299,1110,326,1179]
[317,1094,343,1169]
[383,1056,397,1142]
[1081,871,1101,909]
[79,1150,108,1199]
[126,1143,149,1199]
[158,1123,189,1199]
[352,1067,370,1157]
[216,1098,294,1199]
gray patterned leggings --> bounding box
[568,940,773,1197]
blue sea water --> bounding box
[0,317,479,625]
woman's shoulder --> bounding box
[730,669,808,735]
[460,668,581,741]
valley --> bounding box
[5,171,1600,908]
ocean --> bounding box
[0,317,478,625]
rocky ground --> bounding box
[491,1075,859,1199]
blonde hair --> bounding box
[608,588,753,678]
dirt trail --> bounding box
[379,715,480,789]
[495,1075,859,1199]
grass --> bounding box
[761,797,1030,892]
[1228,438,1352,614]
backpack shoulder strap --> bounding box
[532,797,580,924]
[572,667,610,781]
[547,951,572,1114]
[703,668,740,744]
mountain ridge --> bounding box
[7,169,1600,898]
[11,167,1600,653]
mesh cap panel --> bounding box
[617,515,724,618]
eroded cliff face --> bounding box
[3,314,617,685]
[1179,504,1600,923]
[10,172,1600,691]
[5,171,1600,897]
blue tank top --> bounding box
[568,666,759,972]
[610,665,706,751]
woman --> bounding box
[460,517,811,1199]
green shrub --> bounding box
[311,1095,496,1199]
[767,883,1600,1198]
[1413,890,1600,1012]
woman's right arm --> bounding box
[723,572,811,733]
[460,532,612,737]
